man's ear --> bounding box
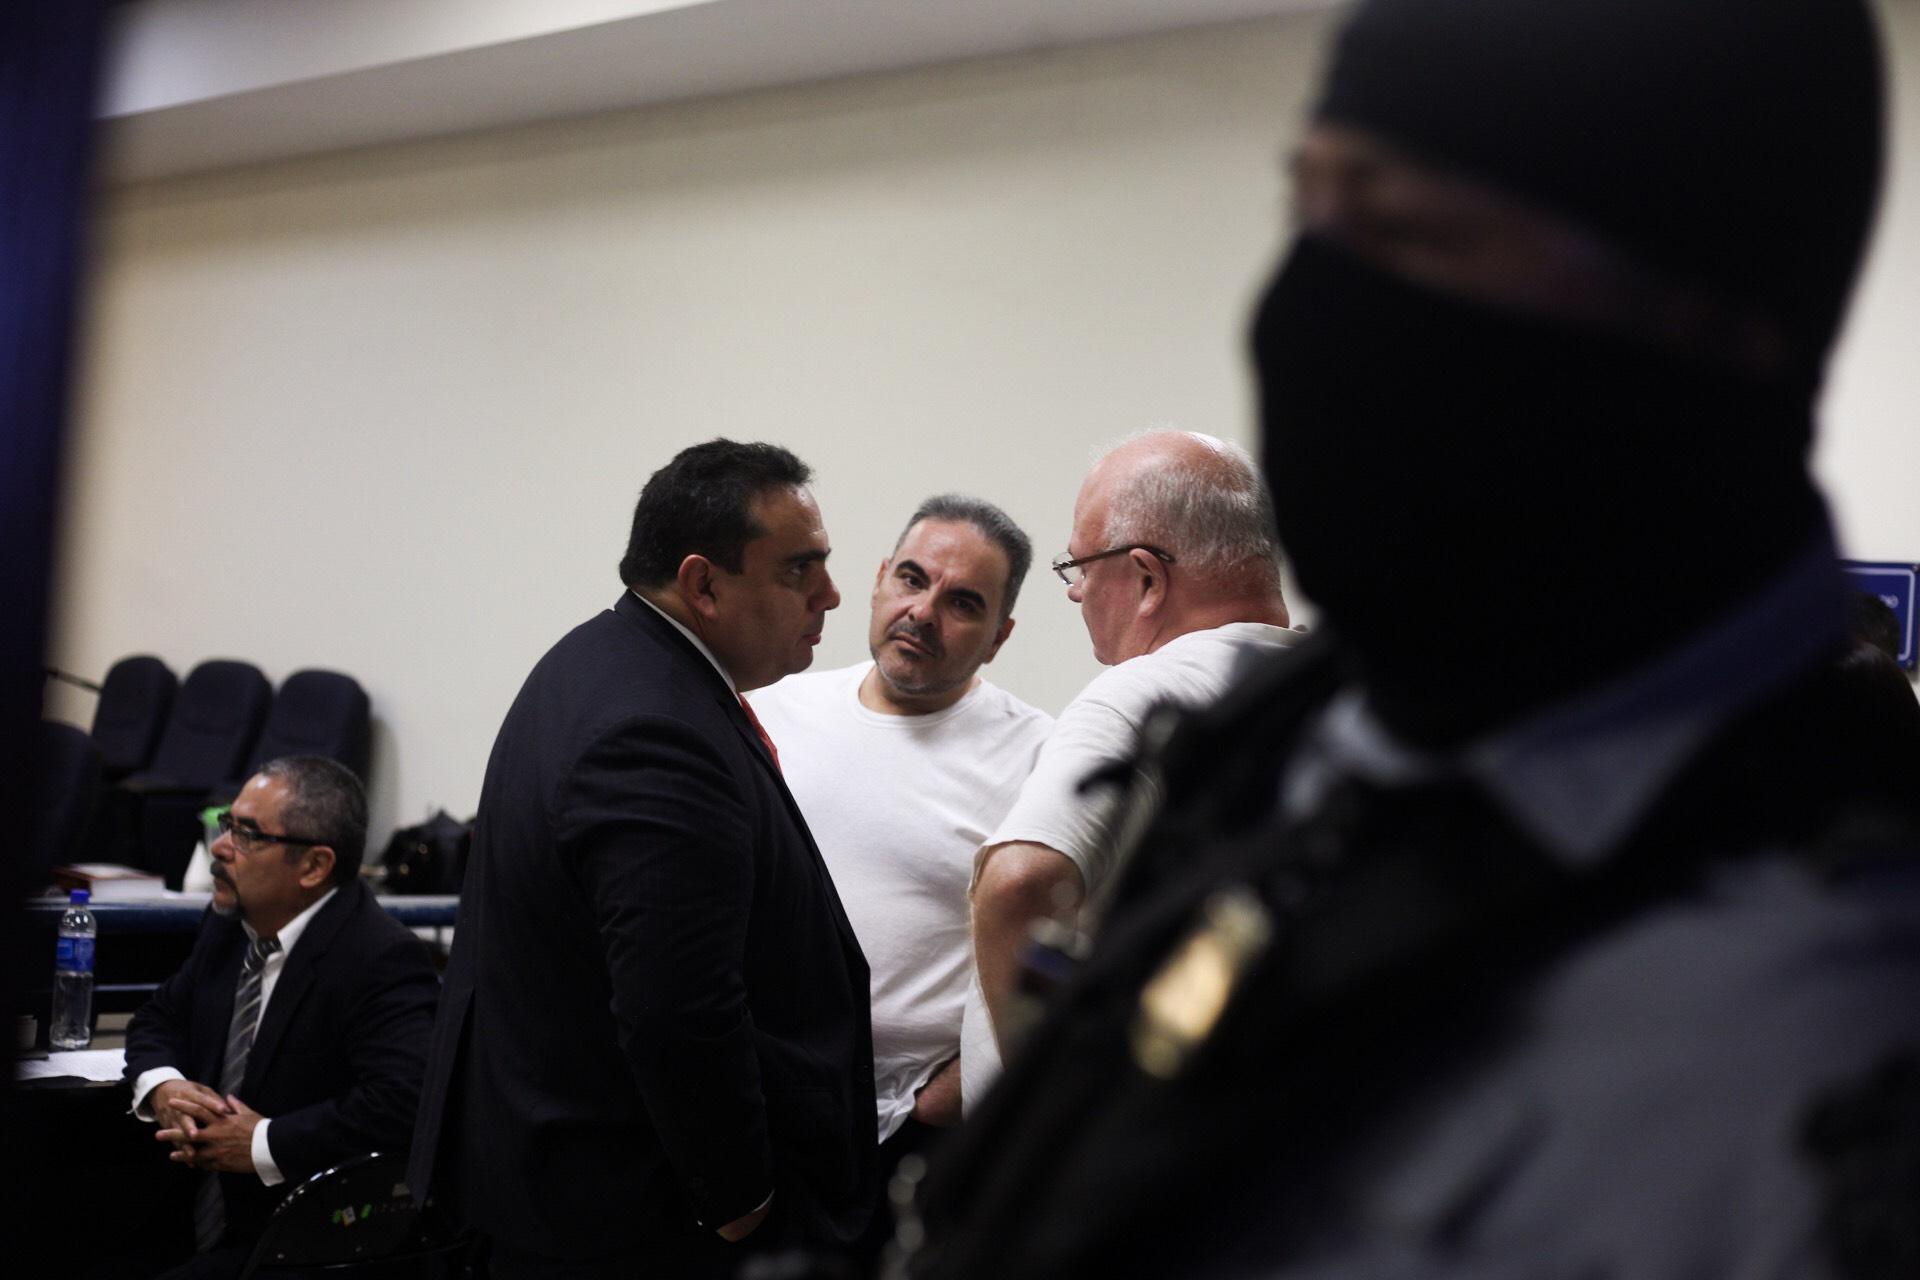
[300,845,336,891]
[873,558,892,597]
[1130,547,1168,615]
[677,555,721,620]
[983,616,1016,664]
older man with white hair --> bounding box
[962,430,1301,1103]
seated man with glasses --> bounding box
[119,755,439,1280]
[961,429,1302,1105]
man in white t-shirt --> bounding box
[748,495,1052,1248]
[964,430,1303,1103]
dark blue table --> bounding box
[15,893,459,1025]
[21,892,460,930]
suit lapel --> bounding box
[615,592,791,783]
[613,594,866,960]
[710,683,861,957]
[196,919,247,1085]
[243,885,356,1091]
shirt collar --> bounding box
[631,589,737,693]
[1294,532,1849,866]
[241,885,340,954]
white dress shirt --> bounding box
[631,589,737,691]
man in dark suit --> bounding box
[122,755,439,1280]
[410,439,876,1277]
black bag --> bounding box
[379,809,472,894]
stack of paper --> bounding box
[50,863,168,901]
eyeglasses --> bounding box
[1050,544,1175,586]
[215,810,327,854]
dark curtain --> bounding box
[1,0,110,1242]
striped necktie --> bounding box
[194,932,281,1251]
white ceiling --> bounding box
[100,0,1340,185]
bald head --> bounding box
[1066,430,1289,664]
[1084,431,1284,585]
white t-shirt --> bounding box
[749,662,1052,1141]
[960,621,1304,1108]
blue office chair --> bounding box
[121,659,273,885]
[242,668,372,784]
[139,659,274,789]
[89,654,176,783]
[33,720,101,886]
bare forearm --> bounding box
[974,899,1034,1046]
[971,842,1084,1050]
[911,1056,962,1128]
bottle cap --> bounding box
[69,889,90,905]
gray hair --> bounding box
[1099,430,1284,587]
[256,755,368,885]
[894,494,1034,620]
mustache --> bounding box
[887,619,942,657]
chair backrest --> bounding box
[246,669,372,783]
[34,720,101,882]
[89,655,176,779]
[240,1152,433,1276]
[145,659,272,790]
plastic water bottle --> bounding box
[50,889,96,1050]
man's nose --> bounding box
[1067,581,1086,604]
[817,574,842,612]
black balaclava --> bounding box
[1253,0,1886,747]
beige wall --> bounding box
[50,2,1920,849]
[1822,0,1920,561]
[52,13,1332,845]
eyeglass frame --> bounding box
[214,808,329,854]
[1050,544,1176,586]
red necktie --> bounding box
[738,695,781,772]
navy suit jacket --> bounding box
[123,879,440,1243]
[410,594,876,1260]
[915,636,1920,1280]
